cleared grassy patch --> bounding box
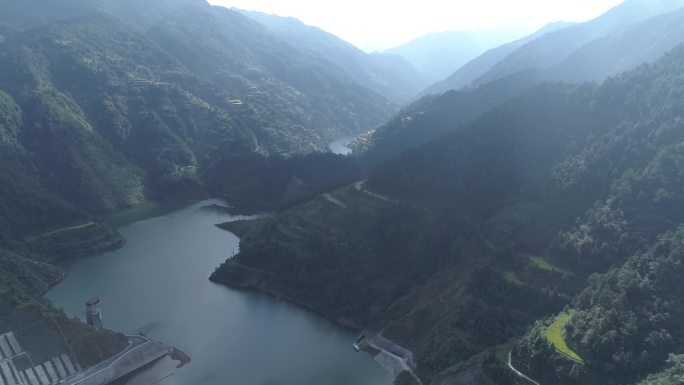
[503,271,524,285]
[323,193,347,208]
[526,254,572,275]
[545,312,584,363]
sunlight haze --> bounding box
[208,0,625,51]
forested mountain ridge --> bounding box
[353,70,544,168]
[423,0,684,97]
[214,45,684,385]
[517,229,684,385]
[0,0,398,369]
[0,85,129,364]
[3,1,684,385]
[473,0,684,86]
[424,21,575,96]
[0,0,395,219]
[236,9,428,104]
[358,0,684,168]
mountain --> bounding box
[384,27,531,83]
[547,6,684,83]
[358,1,684,167]
[212,45,684,385]
[474,0,684,86]
[0,0,396,216]
[354,70,547,168]
[0,0,402,371]
[428,0,684,96]
[236,9,428,104]
[424,22,575,95]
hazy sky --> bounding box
[208,0,625,51]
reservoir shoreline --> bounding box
[47,199,393,385]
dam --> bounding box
[0,329,166,385]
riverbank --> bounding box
[48,199,392,385]
[211,214,424,385]
[24,222,125,262]
[209,264,363,330]
[210,266,422,385]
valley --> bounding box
[47,200,392,385]
[2,1,684,385]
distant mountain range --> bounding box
[472,0,684,87]
[424,21,576,95]
[426,0,684,96]
[359,0,684,166]
[384,26,531,83]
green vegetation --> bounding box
[503,271,523,286]
[0,0,396,219]
[216,219,268,239]
[237,9,427,105]
[526,255,571,275]
[216,45,684,385]
[212,186,567,383]
[0,0,389,369]
[526,256,556,272]
[2,2,684,385]
[545,312,583,363]
[358,2,684,168]
[207,152,361,211]
[637,355,684,385]
[0,0,398,368]
[0,248,127,367]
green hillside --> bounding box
[214,46,684,385]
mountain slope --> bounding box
[354,70,544,168]
[213,45,684,385]
[474,0,684,86]
[0,0,399,376]
[424,22,574,95]
[548,6,684,83]
[360,2,684,167]
[236,9,428,104]
[0,0,396,216]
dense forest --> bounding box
[0,0,403,375]
[358,0,684,167]
[0,0,399,218]
[215,45,684,385]
[2,0,684,385]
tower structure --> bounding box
[86,298,103,330]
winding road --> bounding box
[508,351,541,385]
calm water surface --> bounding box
[47,200,392,385]
[328,135,356,155]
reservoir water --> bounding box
[328,135,355,155]
[47,200,392,385]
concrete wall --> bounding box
[369,334,416,368]
[69,342,167,385]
